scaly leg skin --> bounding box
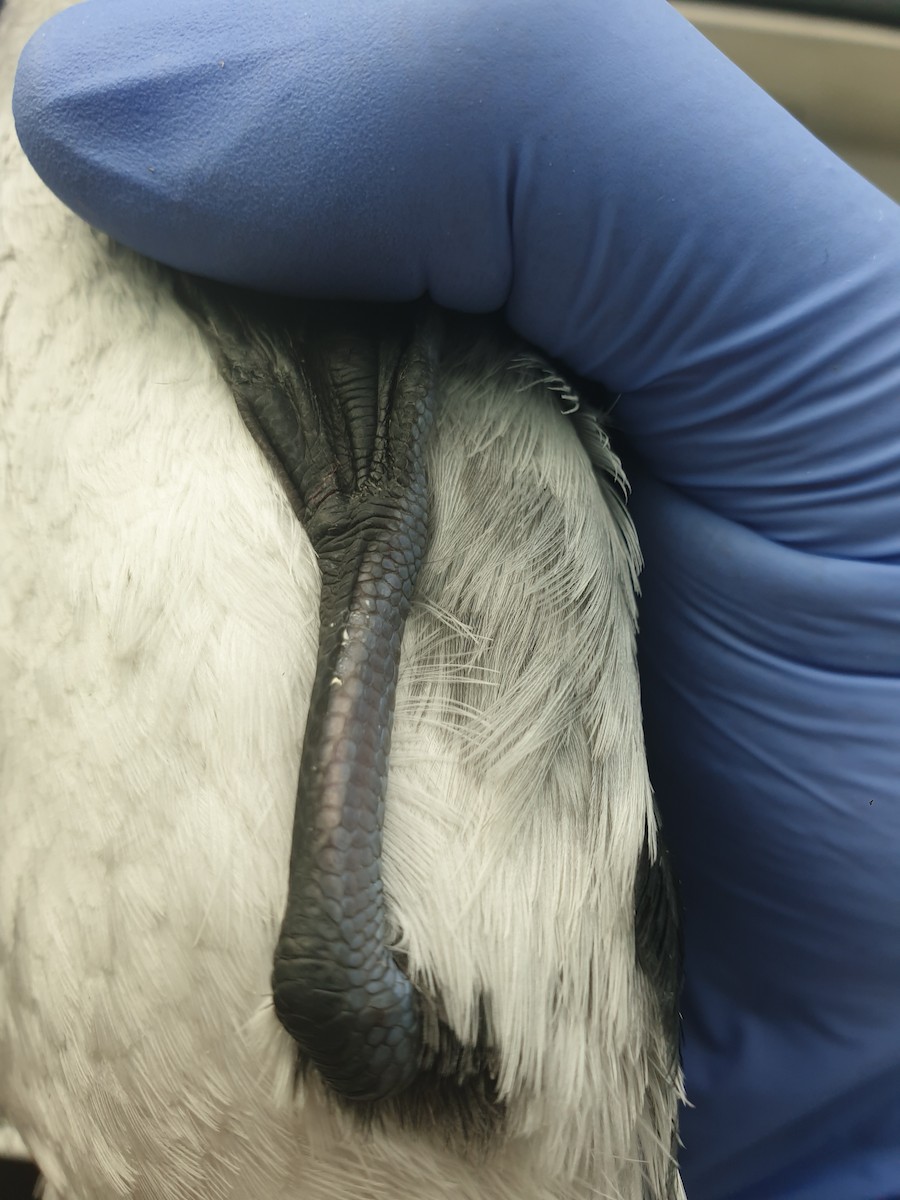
[176,281,438,1102]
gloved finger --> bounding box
[13,0,900,558]
[624,455,900,1199]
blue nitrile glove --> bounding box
[13,1,900,1196]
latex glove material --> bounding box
[12,0,900,561]
[12,1,900,1198]
[626,458,900,1200]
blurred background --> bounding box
[1,1,898,1196]
[678,0,900,199]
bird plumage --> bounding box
[0,2,684,1197]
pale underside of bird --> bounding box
[0,2,684,1198]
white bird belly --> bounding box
[0,4,684,1198]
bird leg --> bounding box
[175,280,437,1101]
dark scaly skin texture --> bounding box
[172,279,682,1154]
[175,278,436,1101]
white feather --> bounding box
[0,3,685,1198]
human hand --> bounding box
[13,1,900,1197]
